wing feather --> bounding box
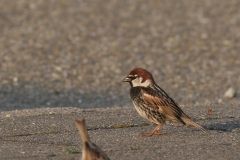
[142,87,186,124]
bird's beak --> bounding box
[122,77,131,82]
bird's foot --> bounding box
[138,132,164,137]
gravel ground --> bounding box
[0,0,240,111]
[1,102,240,159]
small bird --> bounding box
[122,68,207,136]
[74,119,110,160]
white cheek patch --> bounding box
[131,77,152,87]
[131,78,141,87]
[140,79,152,87]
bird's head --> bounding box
[122,68,155,87]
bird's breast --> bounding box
[130,87,149,119]
[130,87,166,124]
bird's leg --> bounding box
[138,124,164,137]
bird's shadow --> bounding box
[204,120,240,132]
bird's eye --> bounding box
[132,77,137,80]
[128,75,137,80]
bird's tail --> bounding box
[181,117,208,133]
[74,119,90,142]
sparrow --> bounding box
[122,68,207,136]
[74,119,110,160]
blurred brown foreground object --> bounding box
[208,109,213,115]
[74,119,110,160]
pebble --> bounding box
[224,88,237,99]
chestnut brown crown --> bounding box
[122,68,155,87]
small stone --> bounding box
[6,114,11,117]
[13,77,18,82]
[55,66,62,71]
[51,124,56,127]
[224,88,237,99]
[217,99,222,103]
[51,73,60,79]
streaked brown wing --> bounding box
[141,87,186,123]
